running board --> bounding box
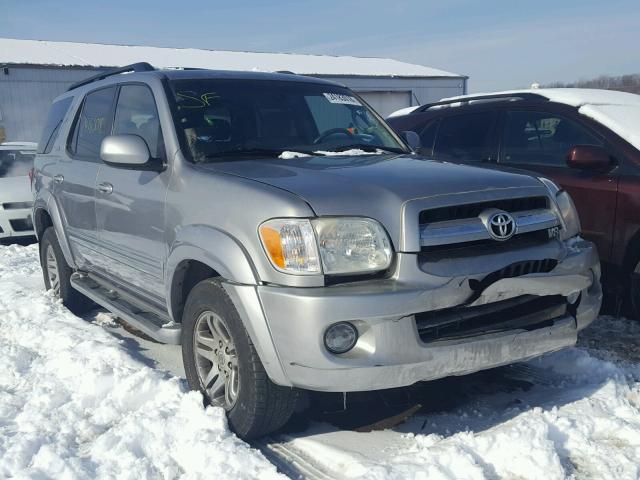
[70,272,181,344]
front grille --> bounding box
[420,196,548,224]
[468,258,558,300]
[416,294,568,343]
[9,217,34,232]
[2,202,32,210]
[421,229,550,254]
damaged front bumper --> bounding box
[226,237,602,392]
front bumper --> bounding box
[226,238,602,392]
[0,207,34,239]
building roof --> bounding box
[0,38,464,78]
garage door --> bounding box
[357,91,412,118]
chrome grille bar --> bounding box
[420,209,559,247]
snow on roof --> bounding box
[386,105,420,118]
[443,88,640,107]
[0,38,463,78]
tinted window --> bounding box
[37,97,74,154]
[168,79,405,162]
[69,87,116,158]
[501,111,603,167]
[0,149,35,177]
[434,112,496,162]
[113,85,163,158]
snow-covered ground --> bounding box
[1,243,639,479]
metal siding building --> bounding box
[0,38,467,142]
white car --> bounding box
[0,142,37,240]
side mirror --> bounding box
[100,134,161,171]
[400,131,422,152]
[566,145,612,171]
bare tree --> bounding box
[543,74,640,94]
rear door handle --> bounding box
[97,182,113,195]
[53,174,64,184]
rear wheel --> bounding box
[181,279,298,440]
[39,227,93,314]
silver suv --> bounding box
[33,63,602,439]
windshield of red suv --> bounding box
[0,149,35,178]
[168,79,407,162]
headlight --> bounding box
[312,217,393,274]
[555,190,581,239]
[539,177,581,240]
[259,217,393,275]
[258,219,321,274]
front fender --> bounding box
[165,225,258,312]
[33,191,77,269]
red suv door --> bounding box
[497,108,619,263]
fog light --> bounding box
[324,322,358,354]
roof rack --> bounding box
[275,70,297,75]
[67,62,155,91]
[416,92,548,112]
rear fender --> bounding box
[33,191,77,269]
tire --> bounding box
[40,227,93,315]
[181,278,298,440]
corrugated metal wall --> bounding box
[0,66,465,142]
[0,66,100,142]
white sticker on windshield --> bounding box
[323,93,361,106]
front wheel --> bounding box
[181,279,298,440]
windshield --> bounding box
[0,150,35,178]
[168,79,407,162]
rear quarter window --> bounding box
[37,97,74,154]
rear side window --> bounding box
[37,97,73,154]
[113,85,163,158]
[69,87,117,159]
[501,111,603,167]
[434,112,497,162]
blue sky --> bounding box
[1,0,638,91]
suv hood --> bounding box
[200,154,546,249]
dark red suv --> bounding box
[387,89,640,316]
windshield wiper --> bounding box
[204,148,322,159]
[320,144,406,154]
[204,148,286,159]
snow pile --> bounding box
[278,149,386,159]
[0,244,282,479]
[579,104,640,151]
[277,333,640,479]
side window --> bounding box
[113,85,163,158]
[38,97,73,154]
[501,111,603,167]
[69,87,117,159]
[418,118,439,156]
[434,111,497,162]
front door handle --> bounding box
[97,182,113,195]
[53,174,64,184]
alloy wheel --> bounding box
[193,310,240,409]
[46,245,60,296]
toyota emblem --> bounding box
[487,211,516,240]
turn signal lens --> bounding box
[259,219,321,274]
